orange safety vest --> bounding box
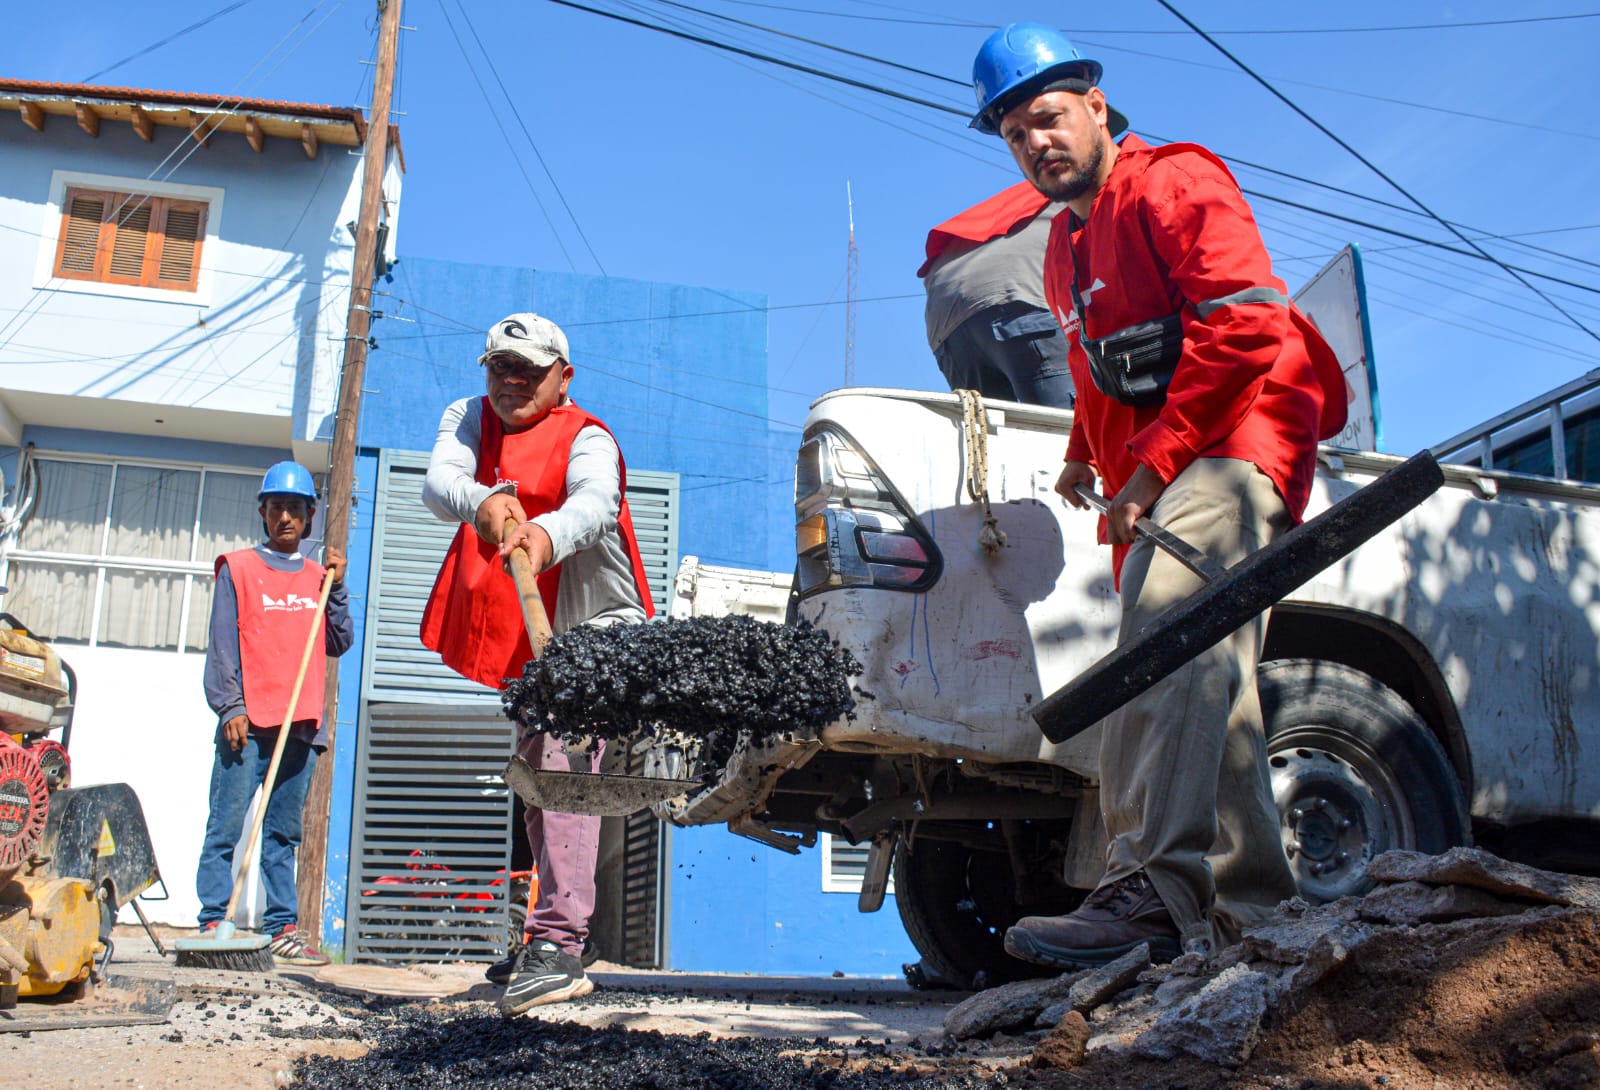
[217,548,328,728]
[419,398,654,690]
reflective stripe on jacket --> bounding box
[1043,134,1348,574]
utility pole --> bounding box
[298,0,402,945]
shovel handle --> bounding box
[1072,484,1226,583]
[503,517,553,661]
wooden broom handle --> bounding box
[503,517,553,661]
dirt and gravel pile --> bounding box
[501,616,862,769]
[941,846,1600,1090]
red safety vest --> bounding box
[1043,135,1348,576]
[419,398,655,690]
[917,182,1051,278]
[217,548,327,728]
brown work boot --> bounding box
[1004,871,1182,969]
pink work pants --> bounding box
[517,730,604,957]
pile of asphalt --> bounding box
[289,1005,1007,1090]
[502,616,863,769]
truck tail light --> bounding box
[793,427,941,596]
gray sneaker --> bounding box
[498,940,593,1014]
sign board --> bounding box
[1292,245,1381,451]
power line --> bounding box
[451,0,608,275]
[81,0,258,83]
[434,0,580,273]
[546,0,971,116]
[1085,38,1600,144]
[0,1,344,357]
[1154,0,1600,344]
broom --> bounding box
[175,569,335,970]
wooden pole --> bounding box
[298,0,402,946]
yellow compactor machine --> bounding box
[0,612,163,1008]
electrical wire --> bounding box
[433,0,580,273]
[546,0,971,116]
[1153,0,1599,344]
[81,0,259,83]
[451,0,608,275]
[0,1,344,357]
[552,1,1600,301]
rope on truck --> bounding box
[957,389,1007,555]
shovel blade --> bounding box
[503,756,701,817]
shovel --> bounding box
[497,518,700,817]
[1032,450,1446,744]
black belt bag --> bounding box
[1081,313,1183,408]
[1066,223,1185,408]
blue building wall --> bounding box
[332,254,915,975]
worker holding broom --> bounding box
[197,461,353,967]
[965,24,1348,968]
[420,311,653,1014]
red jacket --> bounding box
[918,182,1051,278]
[1043,135,1348,572]
[419,399,654,690]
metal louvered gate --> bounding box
[348,449,679,965]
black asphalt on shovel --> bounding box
[1031,451,1446,744]
[497,519,698,817]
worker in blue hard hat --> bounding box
[966,23,1348,973]
[197,459,354,967]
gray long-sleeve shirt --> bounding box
[422,396,648,635]
[203,544,355,748]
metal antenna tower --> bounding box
[845,181,858,386]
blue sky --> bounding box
[9,1,1599,458]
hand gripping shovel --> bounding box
[1031,451,1446,744]
[497,519,699,817]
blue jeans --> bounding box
[195,729,319,936]
[934,301,1077,409]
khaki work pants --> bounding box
[1098,457,1298,950]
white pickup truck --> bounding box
[653,387,1600,987]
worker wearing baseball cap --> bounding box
[966,23,1347,971]
[198,460,354,967]
[420,312,653,1013]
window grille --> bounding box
[2,454,263,651]
[820,833,894,895]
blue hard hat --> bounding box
[970,23,1114,136]
[257,461,318,505]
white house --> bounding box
[0,78,401,925]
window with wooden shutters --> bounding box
[52,187,207,292]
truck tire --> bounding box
[1258,658,1470,904]
[892,833,1081,989]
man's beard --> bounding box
[1032,138,1105,202]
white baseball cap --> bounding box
[478,312,570,368]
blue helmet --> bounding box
[970,23,1114,136]
[257,461,318,505]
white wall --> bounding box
[62,645,222,926]
[0,118,385,451]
